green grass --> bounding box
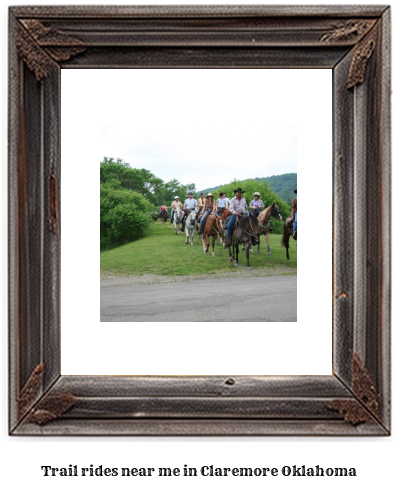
[100,221,297,276]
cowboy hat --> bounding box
[253,192,260,196]
[294,189,297,194]
[188,191,193,195]
[206,193,214,198]
[174,196,179,199]
[233,187,245,194]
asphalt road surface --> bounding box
[101,275,296,322]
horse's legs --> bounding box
[203,233,210,253]
[228,245,234,262]
[266,232,271,256]
[235,244,239,266]
[211,234,217,256]
[246,242,251,268]
[286,233,290,260]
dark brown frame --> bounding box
[9,5,391,436]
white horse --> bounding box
[185,209,197,245]
[173,209,184,235]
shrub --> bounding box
[100,181,153,248]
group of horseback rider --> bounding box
[160,187,296,242]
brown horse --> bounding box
[255,203,283,255]
[202,209,231,255]
[282,216,294,260]
[159,209,168,224]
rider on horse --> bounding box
[215,192,229,216]
[249,192,265,218]
[225,187,248,246]
[197,192,205,209]
[196,192,205,217]
[170,196,182,223]
[198,193,216,235]
[181,192,197,231]
[291,190,297,240]
[158,203,168,222]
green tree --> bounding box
[100,157,164,204]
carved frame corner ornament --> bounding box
[346,27,379,88]
[327,354,381,425]
[17,363,45,419]
[16,18,85,81]
[320,19,376,43]
[9,6,390,436]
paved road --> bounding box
[101,275,296,322]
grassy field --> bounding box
[100,221,297,276]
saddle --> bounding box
[285,217,294,228]
[203,214,211,227]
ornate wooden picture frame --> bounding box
[9,5,391,435]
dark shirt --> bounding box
[203,200,214,211]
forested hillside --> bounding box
[201,173,297,204]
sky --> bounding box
[61,69,331,191]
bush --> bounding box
[101,181,153,248]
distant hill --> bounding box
[200,173,297,204]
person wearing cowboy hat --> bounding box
[225,187,248,246]
[170,195,182,223]
[198,192,216,235]
[291,189,297,240]
[249,192,265,217]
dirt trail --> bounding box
[101,265,296,287]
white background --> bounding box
[1,1,397,492]
[61,68,331,376]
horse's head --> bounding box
[271,203,282,221]
[215,215,226,235]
